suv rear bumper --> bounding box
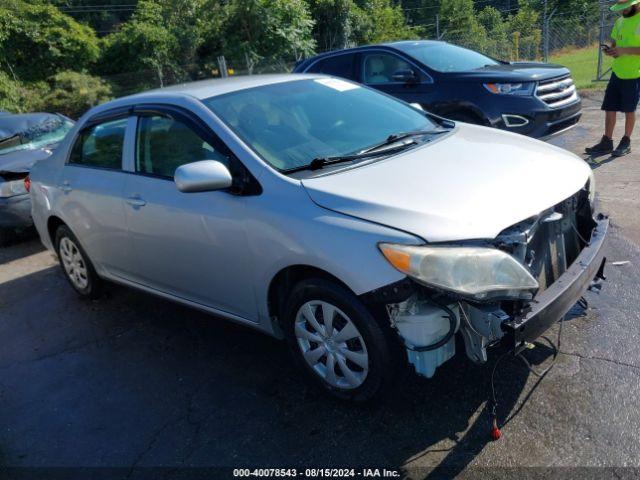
[503,214,609,352]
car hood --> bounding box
[0,147,53,175]
[452,62,570,82]
[301,124,591,243]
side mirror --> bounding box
[174,160,233,193]
[392,69,418,84]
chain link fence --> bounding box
[104,1,619,97]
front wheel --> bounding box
[283,278,398,402]
[55,225,102,298]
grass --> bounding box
[549,45,612,91]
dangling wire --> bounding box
[517,314,563,378]
[488,306,572,440]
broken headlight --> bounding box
[0,179,28,198]
[379,243,539,301]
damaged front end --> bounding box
[367,183,608,378]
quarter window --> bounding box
[135,115,231,178]
[362,52,415,85]
[306,54,356,80]
[69,118,127,169]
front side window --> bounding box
[307,54,356,79]
[204,78,437,172]
[69,118,127,169]
[362,53,414,85]
[135,115,230,178]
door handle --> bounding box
[59,181,72,193]
[126,195,147,208]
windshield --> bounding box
[399,42,500,73]
[0,115,74,155]
[203,78,436,171]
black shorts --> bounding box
[602,73,640,113]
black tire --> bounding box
[282,278,398,402]
[445,111,484,125]
[55,225,102,299]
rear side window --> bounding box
[69,118,127,169]
[306,53,356,80]
[135,115,231,178]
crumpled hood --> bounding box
[302,124,592,243]
[0,147,54,175]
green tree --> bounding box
[308,0,359,51]
[50,0,138,36]
[0,0,100,82]
[506,0,541,60]
[438,0,487,50]
[355,0,419,44]
[477,6,510,58]
[38,71,113,119]
[99,0,181,88]
[214,0,316,73]
[0,72,23,112]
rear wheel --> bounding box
[283,278,398,402]
[55,225,102,298]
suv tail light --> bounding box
[24,175,31,193]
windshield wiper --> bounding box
[283,141,416,174]
[283,128,451,174]
[361,128,449,155]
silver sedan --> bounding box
[30,74,607,401]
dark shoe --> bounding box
[612,135,631,157]
[585,135,614,155]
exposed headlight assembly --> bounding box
[484,82,535,96]
[379,243,539,301]
[0,179,28,198]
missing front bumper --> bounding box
[503,215,609,353]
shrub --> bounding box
[39,71,113,119]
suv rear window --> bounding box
[306,53,356,80]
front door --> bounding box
[359,51,435,107]
[122,110,256,320]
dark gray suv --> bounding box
[294,40,582,139]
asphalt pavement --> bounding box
[1,95,640,479]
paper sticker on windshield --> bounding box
[314,78,360,92]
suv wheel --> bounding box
[283,278,397,402]
[55,225,102,298]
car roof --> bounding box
[296,40,445,66]
[121,73,323,102]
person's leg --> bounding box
[624,111,636,138]
[587,75,618,154]
[612,77,639,157]
[606,110,617,139]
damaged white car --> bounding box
[30,75,608,401]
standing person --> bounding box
[586,0,640,157]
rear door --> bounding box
[56,114,134,277]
